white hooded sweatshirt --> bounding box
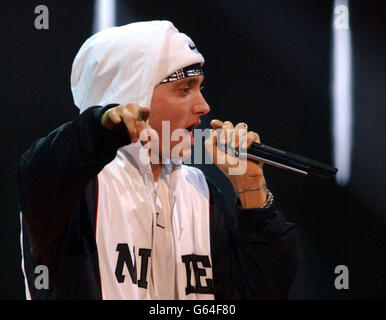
[70,21,213,300]
[71,20,204,113]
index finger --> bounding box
[136,107,150,122]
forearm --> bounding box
[17,104,129,216]
[208,179,301,299]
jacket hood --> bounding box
[71,20,204,113]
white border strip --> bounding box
[20,212,32,300]
[332,0,353,186]
[93,0,116,34]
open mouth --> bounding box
[186,124,196,132]
[184,123,199,146]
[185,120,201,132]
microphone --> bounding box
[247,142,338,179]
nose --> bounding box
[192,91,210,116]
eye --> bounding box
[180,87,190,94]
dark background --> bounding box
[1,0,385,299]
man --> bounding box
[17,20,300,299]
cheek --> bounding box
[151,105,189,130]
[150,89,191,131]
[148,112,161,132]
[148,101,170,132]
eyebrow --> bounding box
[173,76,204,87]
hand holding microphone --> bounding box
[206,119,338,179]
[205,119,269,208]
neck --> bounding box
[151,162,162,182]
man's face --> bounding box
[148,75,210,159]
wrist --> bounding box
[231,173,265,193]
[236,184,268,208]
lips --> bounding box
[189,131,194,145]
[184,122,199,145]
[185,120,201,132]
[186,124,195,132]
